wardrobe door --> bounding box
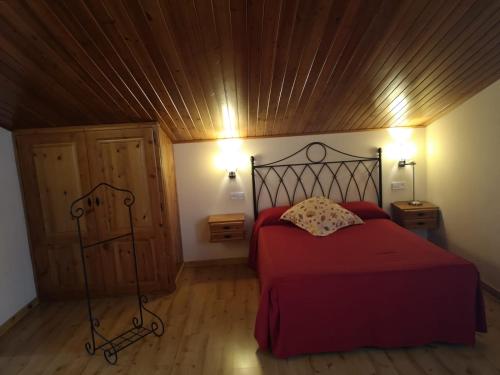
[85,127,170,294]
[16,132,104,299]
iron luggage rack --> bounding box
[71,182,165,365]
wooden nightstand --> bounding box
[391,201,439,230]
[208,213,245,242]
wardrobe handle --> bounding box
[95,197,101,206]
[87,197,92,207]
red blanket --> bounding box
[253,219,487,358]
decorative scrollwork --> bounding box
[123,193,135,207]
[85,341,95,355]
[139,294,165,337]
[103,346,118,365]
[91,321,119,363]
[132,315,143,329]
[150,320,164,337]
[70,182,135,219]
[70,205,85,219]
[305,142,327,163]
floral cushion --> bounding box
[280,196,363,236]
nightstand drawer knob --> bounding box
[223,225,230,230]
[418,212,425,216]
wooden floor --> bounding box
[1,264,500,375]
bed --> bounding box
[249,142,486,358]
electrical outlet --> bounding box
[230,191,245,200]
[391,181,406,190]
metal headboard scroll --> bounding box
[250,142,382,219]
[70,182,165,365]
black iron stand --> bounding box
[70,183,165,365]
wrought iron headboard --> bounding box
[250,142,382,219]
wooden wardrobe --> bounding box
[15,123,183,300]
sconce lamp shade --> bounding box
[216,138,245,179]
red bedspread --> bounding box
[253,219,487,358]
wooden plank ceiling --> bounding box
[0,0,499,142]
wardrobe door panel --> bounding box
[33,143,87,237]
[101,139,153,231]
[101,240,159,294]
[47,244,82,288]
[87,129,160,237]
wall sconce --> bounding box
[215,138,245,179]
[398,159,421,206]
[388,127,420,205]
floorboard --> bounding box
[0,264,499,375]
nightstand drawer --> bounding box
[402,217,438,229]
[209,222,244,233]
[403,210,437,221]
[210,231,245,242]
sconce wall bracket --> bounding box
[398,160,416,168]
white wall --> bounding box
[426,80,500,291]
[175,128,427,261]
[0,128,37,325]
